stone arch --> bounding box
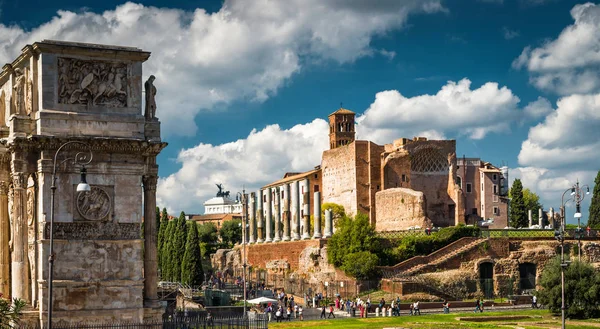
[410,147,450,174]
[519,262,536,291]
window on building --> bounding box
[493,207,499,215]
[376,185,380,190]
[493,174,497,181]
[466,183,472,193]
[472,208,478,215]
[493,185,498,194]
[493,195,499,202]
[482,204,484,214]
[301,186,304,194]
[314,174,318,179]
[456,176,462,188]
[314,185,319,192]
[281,190,284,198]
[263,195,266,202]
[402,174,406,182]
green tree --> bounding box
[172,212,188,282]
[161,219,176,281]
[157,208,169,275]
[219,219,242,247]
[327,213,380,269]
[156,206,161,236]
[181,221,204,286]
[509,179,527,228]
[538,257,600,319]
[197,222,219,257]
[341,251,379,280]
[588,170,600,228]
[524,188,543,223]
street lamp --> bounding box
[236,189,248,318]
[47,141,92,329]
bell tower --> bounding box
[328,108,356,149]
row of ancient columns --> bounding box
[528,207,554,228]
[245,178,334,244]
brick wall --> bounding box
[245,239,325,271]
[322,143,358,216]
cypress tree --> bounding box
[588,171,600,228]
[156,206,161,237]
[181,221,204,286]
[162,219,176,281]
[157,209,169,275]
[172,211,188,282]
[510,179,527,228]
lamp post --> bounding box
[557,181,590,329]
[47,141,92,329]
[237,189,248,318]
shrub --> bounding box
[341,251,379,280]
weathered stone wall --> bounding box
[246,239,325,271]
[375,188,428,231]
[321,143,357,216]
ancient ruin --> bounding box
[0,40,166,326]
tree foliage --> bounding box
[340,251,379,280]
[197,222,219,257]
[538,257,600,319]
[589,170,600,228]
[327,212,380,276]
[181,221,204,286]
[157,208,169,272]
[219,219,242,247]
[161,219,176,281]
[0,297,26,328]
[509,179,527,228]
[171,212,188,282]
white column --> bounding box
[282,183,291,241]
[249,193,256,244]
[538,208,543,228]
[324,209,333,238]
[528,209,532,227]
[273,187,281,242]
[313,191,322,239]
[256,190,264,243]
[265,189,272,243]
[301,178,311,240]
[291,181,300,241]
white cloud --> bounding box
[518,93,600,169]
[156,119,328,214]
[355,78,521,144]
[502,26,520,40]
[513,3,600,94]
[523,96,552,119]
[0,0,445,137]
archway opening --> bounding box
[479,262,494,298]
[519,263,536,291]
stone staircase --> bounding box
[379,237,487,278]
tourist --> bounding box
[298,305,304,321]
[320,305,327,319]
[409,302,413,316]
[346,299,352,314]
[328,305,336,318]
[267,304,272,322]
[443,300,450,314]
[480,299,484,313]
[396,296,401,315]
[413,301,421,315]
[294,304,299,318]
[379,298,385,310]
[286,306,292,321]
[275,306,282,322]
[532,295,538,309]
[474,298,480,313]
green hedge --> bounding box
[382,225,480,265]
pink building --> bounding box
[456,158,509,228]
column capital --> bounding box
[12,173,26,189]
[142,175,158,192]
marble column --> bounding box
[248,193,256,244]
[282,184,290,241]
[549,207,555,228]
[301,178,310,240]
[313,191,322,239]
[256,190,264,243]
[143,175,159,305]
[265,188,273,243]
[11,172,29,301]
[324,209,333,238]
[291,181,300,241]
[273,187,281,242]
[0,181,9,296]
[538,208,543,227]
[528,209,532,227]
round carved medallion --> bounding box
[77,186,111,221]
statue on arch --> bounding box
[144,75,157,120]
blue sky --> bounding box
[1,0,598,222]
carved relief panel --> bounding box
[75,185,113,221]
[57,58,128,107]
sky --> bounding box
[1,0,599,223]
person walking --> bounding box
[328,305,336,318]
[474,298,481,313]
[443,300,450,314]
[532,295,538,309]
[413,301,421,315]
[287,306,292,321]
[320,305,326,319]
[298,306,304,321]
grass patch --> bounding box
[269,309,600,329]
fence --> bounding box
[16,314,269,329]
